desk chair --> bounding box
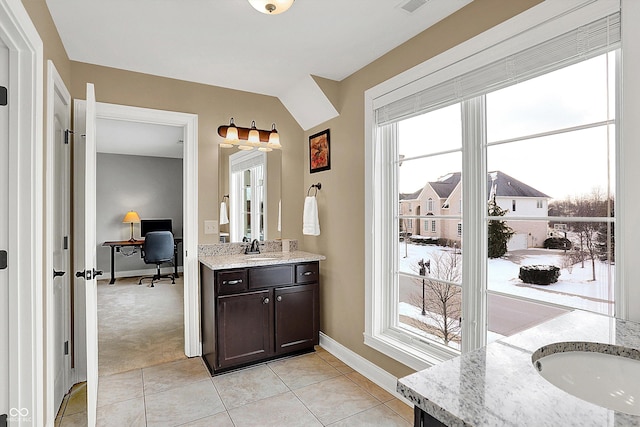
[139,231,175,287]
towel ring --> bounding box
[307,183,321,196]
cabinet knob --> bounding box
[276,296,282,302]
[302,271,314,276]
[263,297,270,304]
[223,279,243,285]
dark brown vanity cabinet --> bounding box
[201,261,320,374]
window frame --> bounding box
[364,0,623,370]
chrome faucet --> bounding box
[245,239,261,254]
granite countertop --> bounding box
[397,310,640,426]
[199,250,326,270]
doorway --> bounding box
[96,117,186,375]
[71,100,199,396]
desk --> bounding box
[102,238,182,285]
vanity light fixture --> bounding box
[217,118,282,152]
[248,0,295,15]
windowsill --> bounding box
[363,330,458,372]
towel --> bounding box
[277,200,282,232]
[303,196,320,236]
[220,201,229,225]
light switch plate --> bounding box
[204,220,218,235]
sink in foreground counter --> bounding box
[533,343,640,416]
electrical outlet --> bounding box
[204,220,219,235]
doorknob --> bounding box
[75,269,103,280]
[53,270,66,278]
[76,270,90,279]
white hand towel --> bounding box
[303,196,320,236]
[220,201,229,225]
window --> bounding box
[365,3,621,369]
[432,220,436,233]
[427,198,434,212]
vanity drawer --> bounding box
[216,269,248,295]
[295,262,319,284]
[249,265,294,289]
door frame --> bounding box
[72,101,200,369]
[0,0,44,425]
[45,60,71,425]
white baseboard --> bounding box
[319,332,412,407]
[102,266,184,279]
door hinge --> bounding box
[63,236,69,250]
[0,86,7,106]
[64,341,69,355]
[64,129,73,144]
[0,250,6,270]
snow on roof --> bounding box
[401,171,550,201]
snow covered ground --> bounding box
[398,241,614,315]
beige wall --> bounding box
[24,0,544,392]
[302,0,543,378]
[68,62,304,245]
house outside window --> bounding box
[432,220,436,233]
[427,198,434,212]
[365,2,620,369]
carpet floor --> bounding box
[97,275,185,377]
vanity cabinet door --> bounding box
[274,283,319,354]
[216,289,273,369]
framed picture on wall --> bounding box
[309,129,330,174]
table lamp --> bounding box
[122,210,141,241]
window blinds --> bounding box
[375,12,621,126]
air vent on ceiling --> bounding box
[400,0,427,13]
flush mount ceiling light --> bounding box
[248,0,295,14]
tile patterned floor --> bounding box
[55,348,413,426]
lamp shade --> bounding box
[122,211,141,224]
[248,0,295,14]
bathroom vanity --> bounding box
[398,310,640,426]
[199,250,325,375]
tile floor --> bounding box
[55,347,413,426]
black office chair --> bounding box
[139,231,175,287]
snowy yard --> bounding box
[398,242,614,314]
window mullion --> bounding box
[461,96,488,353]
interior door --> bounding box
[73,83,99,426]
[52,76,71,413]
[0,37,9,420]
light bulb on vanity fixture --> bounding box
[248,0,295,15]
[217,118,282,152]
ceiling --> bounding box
[46,0,472,132]
[96,119,184,158]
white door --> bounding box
[0,37,9,420]
[73,83,99,426]
[51,72,71,413]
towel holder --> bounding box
[221,194,229,202]
[307,183,321,196]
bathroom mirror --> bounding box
[218,146,281,243]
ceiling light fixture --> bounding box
[217,118,282,152]
[248,0,295,15]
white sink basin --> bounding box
[533,345,640,415]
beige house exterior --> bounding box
[400,171,550,249]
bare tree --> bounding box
[408,251,461,345]
[549,189,613,282]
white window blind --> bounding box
[375,12,620,126]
